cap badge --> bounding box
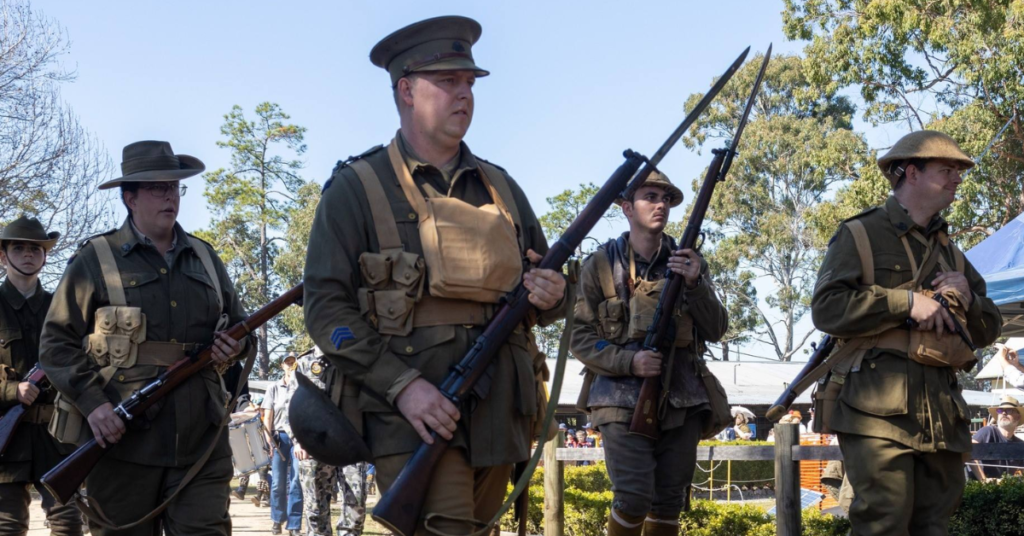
[452,41,465,52]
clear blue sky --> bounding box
[41,1,863,362]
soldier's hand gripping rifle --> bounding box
[361,48,753,536]
[0,364,48,456]
[628,46,772,440]
[41,283,305,505]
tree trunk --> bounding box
[721,340,730,361]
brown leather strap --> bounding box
[136,341,195,366]
[875,329,909,351]
[845,220,874,285]
[351,158,403,251]
[412,296,495,327]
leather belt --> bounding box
[412,296,495,327]
[136,341,196,366]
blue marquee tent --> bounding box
[966,213,1024,336]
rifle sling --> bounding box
[75,344,256,529]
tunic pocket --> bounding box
[840,354,908,417]
[0,328,22,366]
[373,290,415,336]
[598,298,627,341]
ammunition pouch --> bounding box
[626,279,694,347]
[49,393,88,445]
[85,305,146,369]
[24,403,54,424]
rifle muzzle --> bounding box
[289,372,372,467]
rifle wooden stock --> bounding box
[629,46,771,439]
[766,335,834,421]
[0,365,48,456]
[41,283,304,504]
[372,49,754,536]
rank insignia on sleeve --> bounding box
[331,326,355,349]
[595,340,610,351]
[311,362,323,376]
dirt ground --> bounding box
[25,481,393,535]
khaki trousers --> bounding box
[84,455,232,536]
[599,413,703,520]
[0,481,83,536]
[839,433,965,536]
[375,448,511,536]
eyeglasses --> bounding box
[996,408,1019,415]
[139,183,187,198]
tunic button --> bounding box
[170,339,177,343]
[407,213,416,220]
[388,307,395,314]
[895,265,901,270]
[405,346,414,353]
[405,273,412,280]
[117,375,125,382]
[170,300,177,308]
[160,268,168,274]
[870,363,876,369]
[129,281,137,286]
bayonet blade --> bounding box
[721,44,772,179]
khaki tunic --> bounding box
[303,137,562,467]
[0,279,70,483]
[811,196,1002,453]
[571,233,728,429]
[40,219,251,467]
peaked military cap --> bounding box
[99,140,206,190]
[877,130,974,186]
[616,170,684,208]
[370,16,490,87]
[0,215,60,250]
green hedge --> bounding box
[948,478,1024,536]
[500,464,849,536]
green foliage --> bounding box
[682,54,870,361]
[199,102,311,378]
[949,478,1024,536]
[783,0,1024,248]
[274,181,322,353]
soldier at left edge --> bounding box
[0,216,84,536]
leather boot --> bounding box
[607,509,645,536]
[643,517,680,536]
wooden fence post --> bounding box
[544,431,564,536]
[774,423,800,536]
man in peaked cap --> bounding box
[811,130,1001,535]
[303,16,567,536]
[0,216,84,535]
[40,141,254,535]
[572,171,729,536]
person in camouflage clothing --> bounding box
[290,348,368,536]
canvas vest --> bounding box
[49,235,227,444]
[584,236,707,410]
[809,213,973,433]
[348,139,526,337]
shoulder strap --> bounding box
[845,220,874,286]
[478,160,525,253]
[189,237,223,313]
[91,236,126,306]
[594,250,617,301]
[952,242,965,273]
[349,158,403,252]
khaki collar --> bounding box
[0,278,44,313]
[110,218,191,258]
[884,196,948,238]
[396,130,481,190]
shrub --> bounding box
[948,477,1024,536]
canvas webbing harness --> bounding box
[75,236,254,530]
[787,214,966,397]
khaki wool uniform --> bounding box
[40,219,252,536]
[0,278,83,536]
[811,196,1002,536]
[303,135,562,535]
[571,232,728,532]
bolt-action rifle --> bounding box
[628,46,772,440]
[0,364,48,456]
[41,283,304,504]
[367,48,754,536]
